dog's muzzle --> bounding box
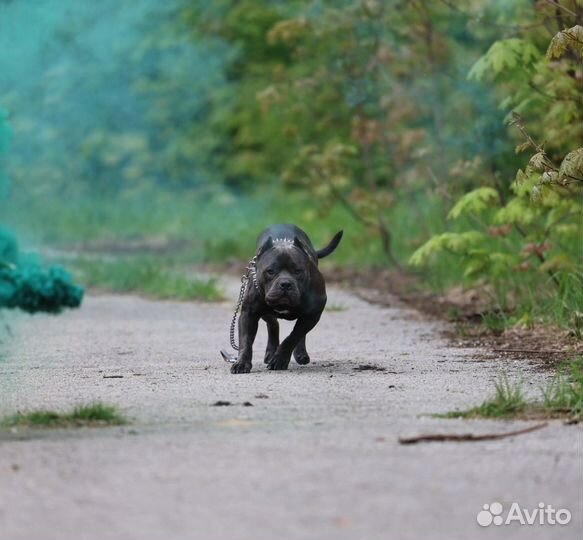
[265,278,301,308]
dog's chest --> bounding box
[270,307,299,320]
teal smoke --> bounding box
[0,110,83,314]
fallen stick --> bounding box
[398,422,547,445]
[492,348,571,354]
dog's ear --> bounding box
[257,236,274,258]
[293,236,317,266]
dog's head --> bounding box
[255,236,316,309]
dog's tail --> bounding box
[316,230,343,259]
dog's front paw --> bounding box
[264,348,276,364]
[266,354,290,371]
[294,351,310,365]
[231,361,252,374]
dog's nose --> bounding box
[279,280,292,291]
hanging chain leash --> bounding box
[221,256,257,362]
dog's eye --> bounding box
[264,268,275,277]
[293,268,303,275]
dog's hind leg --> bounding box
[263,315,279,364]
[293,336,310,365]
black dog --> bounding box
[230,224,343,374]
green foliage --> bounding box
[558,148,583,183]
[492,196,537,226]
[413,4,583,330]
[73,257,224,302]
[184,0,515,263]
[1,1,581,334]
[2,403,127,428]
[447,187,499,220]
[409,228,522,283]
[547,25,583,59]
[409,231,486,267]
[469,39,540,81]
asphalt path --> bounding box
[0,277,580,540]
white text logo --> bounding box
[477,501,571,527]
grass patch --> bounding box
[481,311,509,335]
[438,358,583,421]
[73,257,224,301]
[326,303,348,312]
[2,403,127,429]
[438,376,527,419]
[2,189,383,267]
[542,358,583,418]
